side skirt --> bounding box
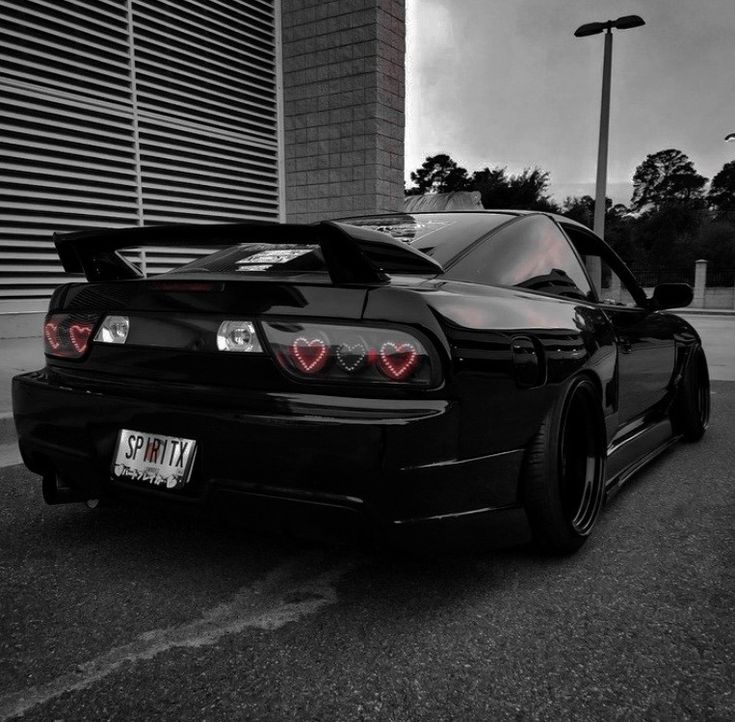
[604,418,681,500]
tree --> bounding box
[609,203,630,219]
[694,221,735,268]
[561,195,635,261]
[470,166,558,211]
[468,166,507,206]
[708,160,735,217]
[406,154,471,194]
[631,205,702,266]
[631,149,708,211]
[560,196,629,229]
[561,194,597,228]
[506,167,559,212]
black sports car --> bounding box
[12,211,710,553]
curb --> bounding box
[676,309,735,316]
[0,412,16,445]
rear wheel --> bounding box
[674,347,710,442]
[522,377,606,554]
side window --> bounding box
[445,215,593,300]
[582,255,641,308]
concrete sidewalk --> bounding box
[0,336,44,444]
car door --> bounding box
[598,298,675,426]
[561,224,676,427]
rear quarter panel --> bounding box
[370,280,618,459]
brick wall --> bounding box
[281,0,405,222]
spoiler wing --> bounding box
[53,221,444,284]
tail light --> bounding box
[43,314,98,358]
[95,315,130,344]
[262,321,438,386]
[216,321,262,352]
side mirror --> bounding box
[651,283,693,310]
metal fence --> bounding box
[628,267,696,287]
[705,268,735,287]
[630,265,735,288]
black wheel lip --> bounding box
[520,374,607,553]
[558,382,605,537]
[697,354,711,429]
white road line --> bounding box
[0,559,351,720]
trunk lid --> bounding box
[47,278,371,393]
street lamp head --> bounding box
[614,15,646,30]
[574,15,645,37]
[574,21,605,37]
[725,133,735,142]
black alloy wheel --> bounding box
[558,386,603,535]
[522,377,606,554]
[674,346,710,442]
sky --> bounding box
[405,0,735,206]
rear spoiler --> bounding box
[53,220,443,284]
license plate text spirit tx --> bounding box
[113,430,197,489]
[125,434,191,468]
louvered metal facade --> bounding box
[0,0,283,314]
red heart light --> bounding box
[69,323,93,354]
[289,336,330,374]
[378,342,418,381]
[43,321,61,352]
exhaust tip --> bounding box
[42,473,89,505]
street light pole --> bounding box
[574,15,645,241]
[593,29,613,238]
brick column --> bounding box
[280,0,405,223]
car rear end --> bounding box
[13,222,531,539]
[17,282,449,515]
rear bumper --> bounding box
[12,370,526,532]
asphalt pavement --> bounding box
[0,383,732,720]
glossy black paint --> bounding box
[13,212,704,540]
[54,220,444,284]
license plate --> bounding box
[112,430,197,490]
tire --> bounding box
[673,346,710,442]
[522,377,606,554]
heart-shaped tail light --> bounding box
[377,342,419,381]
[289,336,330,374]
[44,320,61,352]
[43,314,99,358]
[263,322,437,386]
[336,337,369,373]
[69,323,94,354]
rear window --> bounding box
[170,243,327,277]
[445,215,593,300]
[340,212,515,265]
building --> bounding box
[0,0,405,337]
